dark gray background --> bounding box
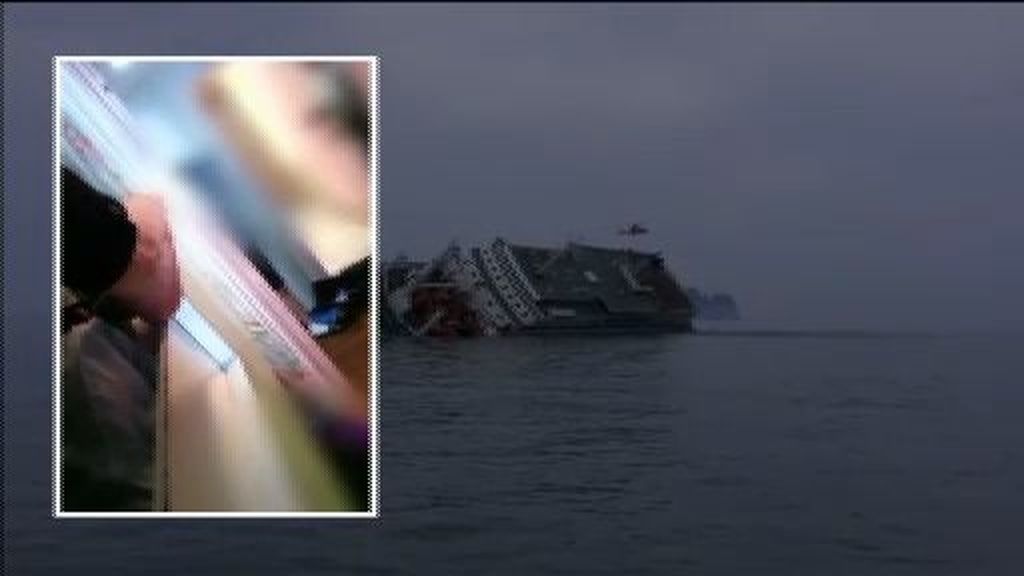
[5,4,1024,575]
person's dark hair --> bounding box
[60,167,138,301]
[307,65,369,152]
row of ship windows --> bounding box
[482,250,540,321]
[493,262,534,309]
[480,249,555,324]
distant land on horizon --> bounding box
[687,288,741,322]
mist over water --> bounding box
[9,334,1024,574]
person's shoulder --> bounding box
[70,320,157,427]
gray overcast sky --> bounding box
[7,4,1024,331]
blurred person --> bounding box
[60,166,182,511]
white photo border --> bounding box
[52,55,381,519]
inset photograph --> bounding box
[55,56,378,516]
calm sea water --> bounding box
[7,333,1024,574]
